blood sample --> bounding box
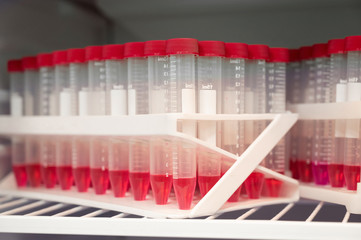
[22,56,42,187]
[221,43,248,202]
[297,46,315,183]
[145,40,173,204]
[125,42,150,201]
[73,165,90,192]
[103,44,129,197]
[8,59,27,187]
[244,45,269,199]
[167,38,198,209]
[328,39,347,188]
[344,36,361,191]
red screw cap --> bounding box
[7,59,23,72]
[53,50,68,65]
[124,42,145,58]
[299,46,313,60]
[166,38,198,55]
[22,56,38,70]
[248,45,270,60]
[37,53,53,67]
[144,40,167,56]
[328,39,345,55]
[225,42,248,59]
[269,48,290,63]
[103,44,124,60]
[289,49,300,62]
[345,35,361,52]
[85,46,103,61]
[312,43,329,58]
[68,48,85,63]
[198,41,225,57]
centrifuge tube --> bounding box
[244,44,269,199]
[297,46,315,183]
[23,56,42,187]
[264,47,289,197]
[86,46,109,195]
[166,38,198,209]
[53,49,73,190]
[68,48,91,192]
[145,40,173,204]
[287,49,301,179]
[103,44,129,197]
[328,39,347,188]
[125,42,150,201]
[197,41,225,197]
[221,42,248,202]
[344,36,361,191]
[38,52,57,188]
[8,59,27,187]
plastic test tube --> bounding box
[297,46,315,183]
[166,38,198,209]
[244,45,269,199]
[264,48,289,197]
[37,53,57,188]
[8,59,27,187]
[53,50,73,190]
[310,43,332,186]
[103,44,129,198]
[22,56,42,187]
[85,46,109,195]
[221,42,248,202]
[344,36,361,191]
[286,49,301,179]
[125,42,150,201]
[197,41,225,197]
[145,40,173,205]
[327,39,347,188]
[69,48,91,192]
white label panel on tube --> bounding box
[181,89,195,113]
[223,91,238,145]
[345,119,360,138]
[347,82,361,101]
[199,90,216,114]
[244,91,254,145]
[244,91,254,114]
[11,94,23,116]
[199,122,217,145]
[49,93,57,116]
[60,91,72,116]
[78,90,91,116]
[151,89,166,114]
[110,89,127,116]
[335,83,347,137]
[128,89,136,115]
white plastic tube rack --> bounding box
[0,113,298,218]
[289,102,361,214]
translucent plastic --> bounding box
[329,53,347,187]
[127,56,150,200]
[148,55,173,204]
[105,59,129,197]
[244,59,266,199]
[297,59,315,183]
[10,71,26,187]
[197,56,222,197]
[169,54,197,209]
[344,51,361,190]
[312,57,333,185]
[24,69,41,187]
